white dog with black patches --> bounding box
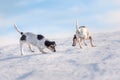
[72,20,95,48]
[14,24,56,55]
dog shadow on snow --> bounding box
[16,70,34,80]
[0,52,49,62]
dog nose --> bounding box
[72,44,75,46]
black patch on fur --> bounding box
[21,32,23,35]
[73,34,77,39]
[44,40,55,47]
[20,35,26,41]
[72,34,77,46]
[79,26,86,28]
[37,34,44,40]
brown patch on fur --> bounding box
[48,45,56,52]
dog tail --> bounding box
[14,24,23,35]
[76,19,79,31]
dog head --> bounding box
[45,40,56,52]
[72,34,77,46]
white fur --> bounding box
[75,20,95,48]
[20,32,47,55]
[13,24,56,55]
[76,28,89,39]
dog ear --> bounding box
[45,40,51,47]
[52,41,56,46]
[45,40,56,47]
[73,35,77,39]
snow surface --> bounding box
[0,31,120,80]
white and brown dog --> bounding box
[14,24,56,55]
[72,20,95,48]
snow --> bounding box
[0,31,120,80]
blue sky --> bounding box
[0,0,120,39]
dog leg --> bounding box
[78,38,82,48]
[28,44,34,52]
[83,39,87,46]
[38,48,47,54]
[89,36,95,47]
[20,42,24,56]
[40,50,47,54]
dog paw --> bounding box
[80,47,83,49]
[21,53,24,56]
[92,45,96,47]
[85,44,87,46]
[31,50,35,52]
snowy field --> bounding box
[0,31,120,80]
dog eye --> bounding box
[50,45,55,48]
